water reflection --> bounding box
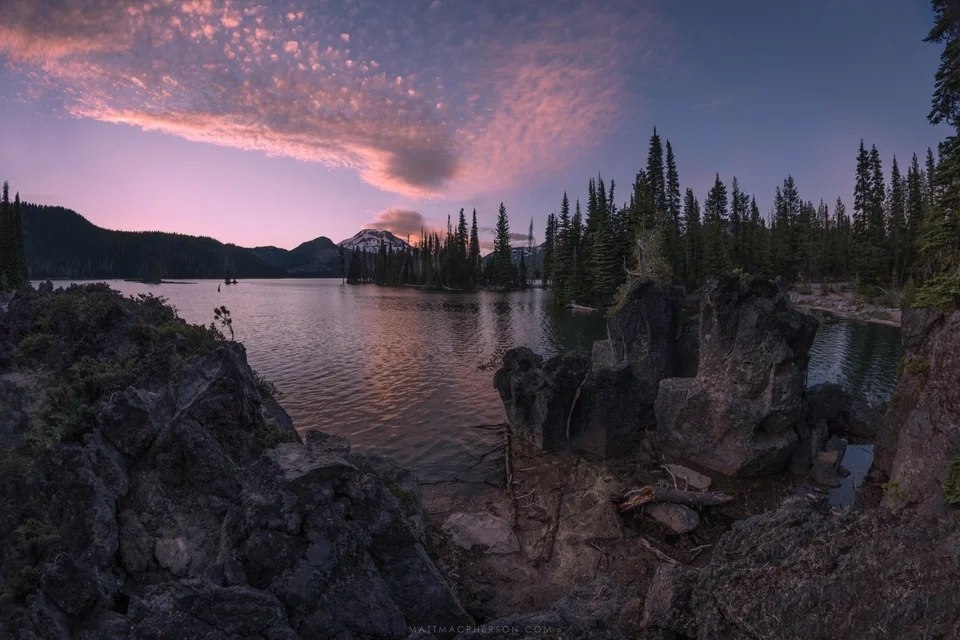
[807,316,901,405]
[41,280,900,484]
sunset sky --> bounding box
[0,0,948,250]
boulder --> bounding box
[493,347,589,451]
[442,512,521,554]
[642,497,960,639]
[643,503,700,534]
[594,280,686,429]
[656,274,819,477]
[876,309,960,514]
[0,286,471,639]
[455,578,638,640]
[805,382,882,439]
[568,365,642,458]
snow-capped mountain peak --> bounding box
[338,229,411,253]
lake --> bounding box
[45,279,902,483]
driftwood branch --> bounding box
[565,373,589,443]
[615,485,733,512]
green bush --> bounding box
[945,455,960,506]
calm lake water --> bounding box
[45,279,901,483]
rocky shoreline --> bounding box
[0,279,957,639]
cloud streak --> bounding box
[0,0,663,198]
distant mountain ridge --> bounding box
[21,204,352,280]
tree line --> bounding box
[539,2,959,310]
[347,204,530,290]
[0,181,29,289]
[536,128,951,308]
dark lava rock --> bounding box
[454,578,638,640]
[497,279,691,458]
[642,497,960,640]
[656,274,819,477]
[494,347,589,451]
[0,284,469,639]
[805,382,882,440]
[875,309,960,515]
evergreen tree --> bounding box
[542,212,557,286]
[702,174,729,276]
[888,156,908,284]
[682,188,702,286]
[0,182,28,289]
[468,209,481,285]
[664,140,683,279]
[492,202,515,287]
[905,154,925,281]
[916,0,960,307]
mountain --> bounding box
[252,236,341,276]
[21,204,287,280]
[338,229,411,253]
[19,203,417,281]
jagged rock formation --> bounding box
[641,304,960,640]
[496,279,689,458]
[0,284,469,639]
[493,348,589,451]
[656,274,819,477]
[642,496,960,640]
[874,309,960,514]
[804,382,883,440]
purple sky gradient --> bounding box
[0,0,949,249]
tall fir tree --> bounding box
[682,187,702,286]
[916,0,960,307]
[492,202,515,287]
[888,156,908,284]
[702,174,729,277]
[468,209,481,285]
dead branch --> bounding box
[616,485,733,512]
[636,535,679,564]
[565,372,589,443]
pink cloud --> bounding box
[0,0,664,199]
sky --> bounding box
[0,0,949,251]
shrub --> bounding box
[945,455,960,506]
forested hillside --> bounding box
[19,204,342,280]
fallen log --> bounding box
[614,485,734,512]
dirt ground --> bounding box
[422,430,812,623]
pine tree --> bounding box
[702,174,729,277]
[729,177,747,270]
[664,140,683,279]
[553,193,572,299]
[888,156,908,284]
[647,129,666,216]
[0,182,27,289]
[492,202,515,287]
[586,175,619,305]
[905,154,925,281]
[682,188,702,286]
[542,212,557,286]
[916,0,960,307]
[468,209,481,285]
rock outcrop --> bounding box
[0,285,469,639]
[496,279,690,458]
[656,274,819,477]
[642,497,960,640]
[641,304,960,640]
[804,382,883,440]
[874,308,960,514]
[493,348,589,451]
